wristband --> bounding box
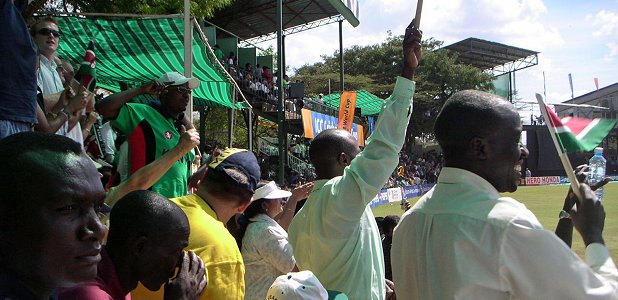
[59,108,70,119]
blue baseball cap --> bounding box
[208,148,260,193]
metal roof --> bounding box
[206,0,358,43]
[443,37,539,75]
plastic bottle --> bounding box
[588,147,606,202]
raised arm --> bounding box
[95,81,166,119]
[105,129,199,207]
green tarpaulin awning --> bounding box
[323,90,386,116]
[56,16,245,109]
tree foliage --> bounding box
[293,33,495,139]
[32,0,233,19]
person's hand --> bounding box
[289,182,314,202]
[178,129,200,155]
[85,111,99,126]
[385,279,396,300]
[141,81,169,95]
[571,184,606,246]
[563,165,611,210]
[402,19,423,80]
[164,251,207,300]
[66,85,89,114]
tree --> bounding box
[31,0,233,19]
[293,34,495,140]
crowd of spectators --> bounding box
[384,150,443,188]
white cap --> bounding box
[254,181,292,200]
[157,71,200,89]
[266,271,328,300]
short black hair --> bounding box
[382,215,400,234]
[434,90,510,161]
[107,190,188,246]
[0,132,82,214]
[309,129,358,173]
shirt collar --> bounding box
[438,167,501,199]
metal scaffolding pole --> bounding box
[277,0,286,185]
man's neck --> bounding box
[40,51,55,61]
[195,189,236,223]
[105,245,136,295]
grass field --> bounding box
[373,183,618,258]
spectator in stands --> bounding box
[227,52,237,67]
[0,0,39,139]
[392,89,618,299]
[236,181,313,300]
[59,190,206,299]
[0,132,107,299]
[32,16,88,147]
[287,21,422,300]
[253,63,263,80]
[262,66,273,84]
[132,148,260,300]
[96,71,198,198]
[381,215,399,281]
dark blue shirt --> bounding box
[0,0,37,124]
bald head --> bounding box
[434,90,518,163]
[309,129,360,179]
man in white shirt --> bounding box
[392,90,618,299]
[32,16,86,147]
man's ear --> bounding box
[131,235,149,257]
[338,152,350,166]
[469,137,488,160]
[237,197,252,213]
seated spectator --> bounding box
[262,66,273,84]
[266,270,348,300]
[253,64,263,80]
[59,190,206,299]
[0,132,107,299]
[132,148,260,300]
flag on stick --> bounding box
[542,102,616,153]
[73,40,97,92]
[536,93,617,202]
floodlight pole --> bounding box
[277,0,286,186]
[339,20,344,92]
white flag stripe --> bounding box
[575,118,600,140]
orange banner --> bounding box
[337,91,357,132]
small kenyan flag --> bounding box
[74,40,96,92]
[543,103,617,153]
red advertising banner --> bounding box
[525,176,561,186]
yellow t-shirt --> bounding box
[131,194,245,300]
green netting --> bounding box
[55,16,246,109]
[323,90,386,116]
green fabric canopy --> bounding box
[56,16,245,109]
[323,90,386,116]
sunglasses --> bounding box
[37,28,61,38]
[166,86,192,94]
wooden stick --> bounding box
[535,93,583,202]
[414,0,424,28]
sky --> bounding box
[255,0,618,124]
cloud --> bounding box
[587,10,618,37]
